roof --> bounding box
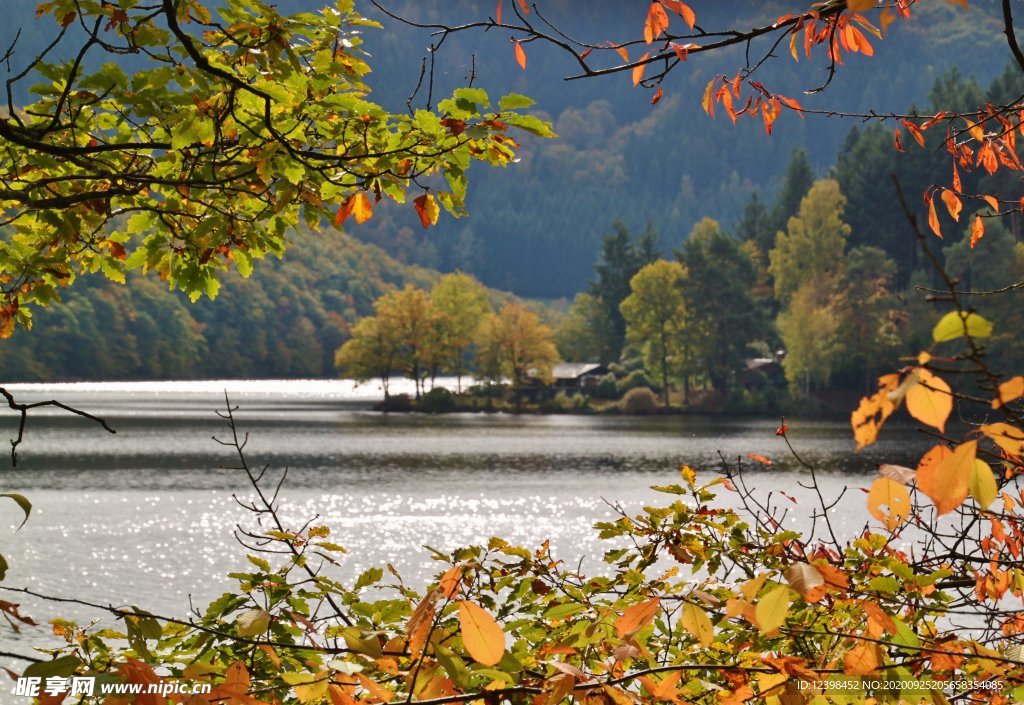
[552,362,605,380]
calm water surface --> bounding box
[0,379,932,656]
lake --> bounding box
[0,379,933,654]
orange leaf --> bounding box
[514,41,527,69]
[992,376,1024,409]
[905,370,952,432]
[745,453,773,466]
[495,0,502,23]
[414,193,440,229]
[632,53,649,86]
[926,191,942,238]
[407,591,438,659]
[867,477,911,531]
[902,119,925,147]
[940,189,962,221]
[952,163,962,192]
[644,2,670,44]
[970,214,985,248]
[661,0,694,28]
[894,128,905,153]
[983,194,1000,211]
[844,642,880,676]
[439,565,463,599]
[612,44,628,62]
[917,441,976,515]
[351,192,373,224]
[616,597,661,637]
[650,87,664,105]
[458,600,505,666]
[515,0,529,13]
[334,195,356,227]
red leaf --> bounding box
[650,87,664,105]
[514,41,527,69]
[893,128,905,153]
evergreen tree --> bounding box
[589,221,649,364]
[769,149,815,237]
[678,219,768,395]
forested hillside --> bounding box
[0,229,436,380]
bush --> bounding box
[589,373,620,399]
[376,393,413,412]
[417,387,458,413]
[617,368,653,395]
[619,386,659,414]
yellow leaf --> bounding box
[616,597,661,638]
[680,602,714,647]
[966,119,985,142]
[932,310,993,343]
[980,422,1024,455]
[993,376,1024,409]
[754,585,791,635]
[917,441,976,515]
[458,600,505,666]
[905,370,952,433]
[352,192,373,224]
[701,79,715,116]
[969,460,998,509]
[867,477,911,531]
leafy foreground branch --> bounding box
[6,349,1024,705]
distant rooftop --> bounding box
[552,363,605,380]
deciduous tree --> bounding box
[475,302,558,411]
[620,259,688,407]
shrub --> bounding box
[619,386,659,414]
[417,387,458,413]
[589,373,620,399]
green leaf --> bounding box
[932,311,993,343]
[236,608,272,637]
[24,655,81,679]
[1,493,31,530]
[498,93,536,110]
[354,567,383,591]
